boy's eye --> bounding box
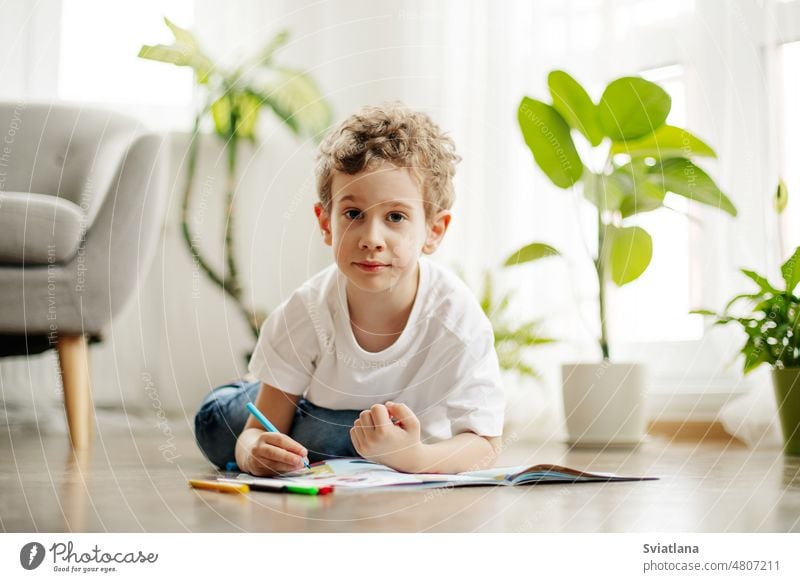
[344,209,363,220]
[387,212,406,223]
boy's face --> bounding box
[315,161,451,294]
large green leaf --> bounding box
[648,158,737,216]
[518,97,584,188]
[618,191,664,218]
[610,125,716,159]
[608,167,666,217]
[164,17,199,48]
[781,247,800,293]
[210,94,232,136]
[503,242,560,267]
[598,77,671,141]
[253,68,332,140]
[138,44,214,82]
[235,92,261,139]
[604,225,653,286]
[548,70,603,146]
[138,18,214,83]
[582,171,624,212]
[211,91,276,140]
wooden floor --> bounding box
[1,421,799,532]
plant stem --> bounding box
[224,132,242,299]
[596,209,610,361]
[181,112,228,293]
[222,132,260,338]
[595,153,614,361]
[180,112,261,339]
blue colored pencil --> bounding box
[246,402,310,469]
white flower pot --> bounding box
[561,362,647,447]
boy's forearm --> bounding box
[408,432,499,474]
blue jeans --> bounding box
[194,380,362,469]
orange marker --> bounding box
[189,479,250,494]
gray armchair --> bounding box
[0,103,166,450]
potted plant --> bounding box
[461,242,560,379]
[514,70,737,446]
[458,249,560,438]
[139,18,332,338]
[479,269,555,380]
[695,246,800,455]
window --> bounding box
[58,0,194,126]
[613,64,704,342]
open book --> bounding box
[218,458,657,492]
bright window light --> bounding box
[58,0,194,108]
[613,0,695,40]
[612,64,704,342]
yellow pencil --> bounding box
[189,479,250,494]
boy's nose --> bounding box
[358,220,385,251]
[359,236,385,251]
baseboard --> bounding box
[647,419,746,445]
[647,384,750,423]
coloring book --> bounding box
[220,458,657,492]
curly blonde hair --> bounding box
[315,102,461,219]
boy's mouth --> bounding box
[353,261,391,272]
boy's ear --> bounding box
[314,203,333,246]
[422,210,451,255]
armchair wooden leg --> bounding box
[56,334,94,450]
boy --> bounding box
[194,103,505,476]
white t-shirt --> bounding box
[247,256,505,443]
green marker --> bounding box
[286,484,328,496]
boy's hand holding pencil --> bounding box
[235,402,310,477]
[247,431,309,476]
